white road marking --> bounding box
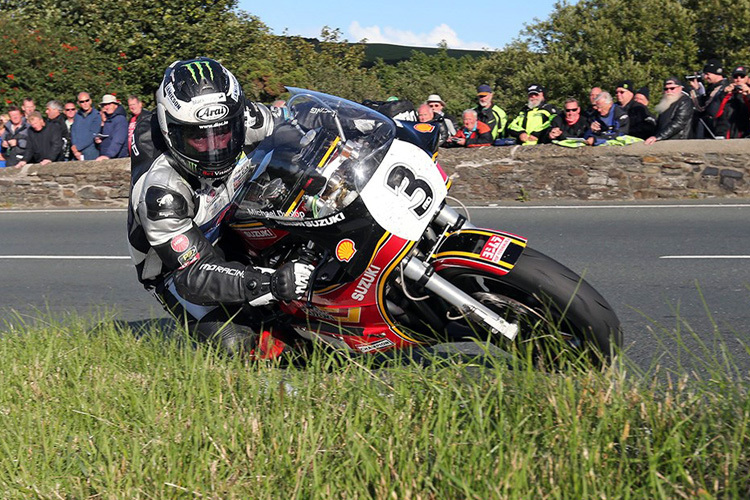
[471,204,750,209]
[0,209,126,214]
[0,255,130,260]
[660,255,750,259]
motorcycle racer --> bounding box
[127,57,313,355]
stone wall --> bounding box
[1,139,749,208]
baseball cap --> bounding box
[527,83,545,95]
[664,76,683,88]
[732,66,748,77]
[476,84,493,96]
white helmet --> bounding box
[156,57,245,179]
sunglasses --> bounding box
[564,108,579,112]
[615,90,628,94]
[663,86,679,91]
[64,108,76,111]
[78,98,91,103]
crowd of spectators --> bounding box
[3,58,749,167]
[419,58,750,149]
[0,92,150,168]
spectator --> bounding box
[22,97,36,118]
[584,86,603,121]
[446,109,492,147]
[689,58,728,138]
[127,95,152,155]
[634,87,650,107]
[70,91,101,160]
[615,80,656,139]
[45,100,70,162]
[426,93,456,135]
[417,103,434,122]
[95,94,128,160]
[584,91,630,145]
[645,77,694,144]
[63,102,76,160]
[549,97,590,140]
[15,111,62,167]
[417,102,452,146]
[0,113,7,166]
[507,84,559,145]
[715,65,750,138]
[474,84,507,140]
[1,106,29,167]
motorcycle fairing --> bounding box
[278,231,423,352]
[432,229,528,275]
[359,139,448,241]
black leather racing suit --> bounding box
[127,105,279,353]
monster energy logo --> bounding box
[184,61,214,83]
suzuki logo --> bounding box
[195,104,229,122]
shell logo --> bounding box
[414,123,435,133]
[335,239,357,262]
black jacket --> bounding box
[23,122,62,164]
[621,100,656,139]
[691,79,727,137]
[715,91,750,138]
[48,114,70,161]
[655,94,694,140]
[550,114,590,139]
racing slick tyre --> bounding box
[438,247,622,366]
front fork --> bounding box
[400,204,520,341]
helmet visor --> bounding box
[168,118,244,168]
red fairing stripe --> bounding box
[432,257,510,275]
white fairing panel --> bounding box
[359,140,447,241]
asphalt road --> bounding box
[2,202,749,369]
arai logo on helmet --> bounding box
[194,103,229,122]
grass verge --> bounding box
[0,311,748,499]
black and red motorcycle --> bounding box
[227,89,621,362]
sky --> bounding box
[237,0,562,51]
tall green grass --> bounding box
[0,311,747,499]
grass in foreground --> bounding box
[0,312,748,499]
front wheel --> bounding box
[437,247,622,365]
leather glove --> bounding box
[244,101,273,146]
[271,261,315,302]
[245,262,314,306]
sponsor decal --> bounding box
[300,305,336,322]
[335,239,357,262]
[351,264,381,301]
[198,263,245,277]
[357,339,394,353]
[283,212,345,228]
[480,235,512,264]
[177,246,199,268]
[170,234,190,253]
[245,208,304,219]
[195,103,229,122]
[183,60,214,83]
[164,82,181,110]
[414,123,435,133]
[242,228,276,239]
[157,193,175,207]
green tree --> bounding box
[680,0,750,67]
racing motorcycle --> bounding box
[226,88,621,363]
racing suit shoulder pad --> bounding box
[145,186,190,221]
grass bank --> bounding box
[0,314,748,499]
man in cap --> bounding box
[426,94,456,145]
[507,84,558,145]
[645,77,694,144]
[715,65,750,138]
[474,84,507,140]
[688,58,728,138]
[615,80,656,139]
[95,94,129,160]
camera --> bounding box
[685,72,703,81]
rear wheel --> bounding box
[436,247,622,365]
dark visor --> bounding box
[168,118,244,166]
